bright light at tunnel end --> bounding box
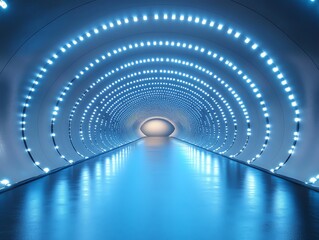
[140,117,176,137]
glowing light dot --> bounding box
[234,32,241,38]
[267,59,274,65]
[0,0,7,9]
[1,179,9,185]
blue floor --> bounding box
[1,138,319,240]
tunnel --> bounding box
[1,0,319,239]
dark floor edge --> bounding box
[172,137,319,193]
[0,138,143,194]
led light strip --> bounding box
[70,80,215,155]
[20,11,299,175]
[107,77,235,151]
[99,90,213,148]
[100,76,232,151]
[85,87,211,152]
[108,92,215,142]
[51,40,268,164]
[85,70,247,154]
[66,57,245,158]
[74,72,234,156]
[81,81,220,154]
[57,57,252,163]
[75,87,216,151]
[87,79,216,151]
[91,79,223,150]
[69,70,240,158]
[108,91,215,147]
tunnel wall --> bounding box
[0,0,319,189]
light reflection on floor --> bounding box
[0,138,319,239]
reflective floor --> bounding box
[1,138,319,240]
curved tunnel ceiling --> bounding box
[0,0,319,190]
